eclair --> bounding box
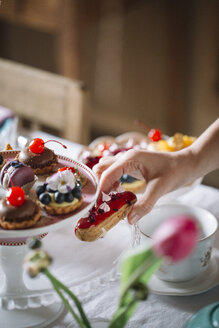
[75,191,137,242]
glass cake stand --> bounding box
[0,151,102,328]
[0,219,134,328]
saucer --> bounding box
[148,250,219,296]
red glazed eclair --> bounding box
[75,191,137,242]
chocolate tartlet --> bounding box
[1,160,36,193]
[0,195,41,230]
[17,146,57,175]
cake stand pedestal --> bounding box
[0,244,64,328]
[0,154,100,328]
[0,303,64,328]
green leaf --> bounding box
[75,164,79,176]
[108,244,162,328]
[44,269,91,328]
[108,300,138,328]
[120,246,162,300]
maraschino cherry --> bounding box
[6,186,25,206]
[134,119,162,142]
[58,166,76,174]
[148,128,162,142]
[97,143,109,155]
[29,138,67,154]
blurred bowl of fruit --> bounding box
[147,132,196,152]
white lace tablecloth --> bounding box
[30,132,219,328]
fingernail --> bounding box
[130,214,140,225]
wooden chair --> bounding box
[0,58,90,144]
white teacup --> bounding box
[137,203,218,282]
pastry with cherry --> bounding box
[16,138,67,175]
[0,186,41,229]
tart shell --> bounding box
[37,197,83,216]
[0,206,41,230]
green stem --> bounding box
[44,269,91,328]
[48,276,86,328]
[108,299,138,328]
[120,253,162,306]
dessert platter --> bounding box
[0,143,99,242]
[0,138,100,328]
[0,138,139,328]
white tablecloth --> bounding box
[30,132,219,328]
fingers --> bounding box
[93,156,116,180]
[127,178,166,224]
[97,158,127,194]
[93,149,166,222]
[97,151,142,194]
[93,148,179,225]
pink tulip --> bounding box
[152,215,199,262]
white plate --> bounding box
[148,249,219,296]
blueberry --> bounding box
[119,174,137,183]
[0,155,3,165]
[76,180,82,188]
[36,184,46,197]
[46,184,56,193]
[39,193,51,205]
[72,187,82,199]
[11,160,23,168]
[65,192,74,203]
[54,191,65,204]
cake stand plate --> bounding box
[0,151,99,327]
[0,151,99,243]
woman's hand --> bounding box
[94,148,194,224]
[93,119,219,224]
